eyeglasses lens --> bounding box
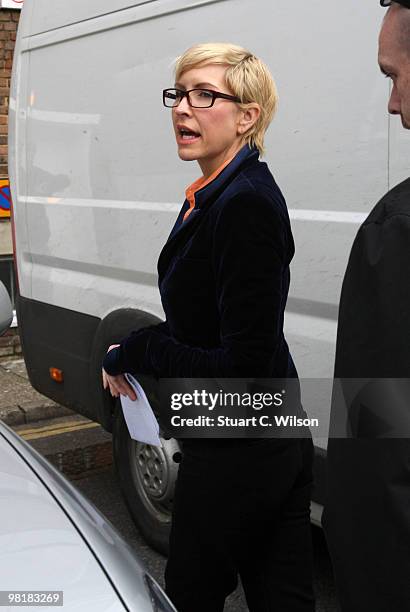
[189,90,214,107]
[164,90,180,107]
[163,89,214,108]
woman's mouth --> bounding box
[177,127,201,143]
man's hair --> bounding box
[174,43,278,156]
[388,2,410,55]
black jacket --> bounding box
[334,176,410,380]
[323,178,410,612]
[103,145,297,379]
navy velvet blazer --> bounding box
[103,144,297,379]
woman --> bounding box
[102,43,315,612]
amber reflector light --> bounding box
[49,367,64,383]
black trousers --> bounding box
[165,437,315,612]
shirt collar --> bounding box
[184,155,235,221]
[183,144,259,220]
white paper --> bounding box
[120,373,162,447]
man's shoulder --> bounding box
[364,177,410,226]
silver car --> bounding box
[0,282,176,612]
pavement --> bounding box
[0,356,73,426]
[0,356,113,478]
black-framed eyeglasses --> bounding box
[163,88,242,108]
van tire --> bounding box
[112,401,181,556]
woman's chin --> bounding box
[177,148,199,162]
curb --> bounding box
[0,401,74,427]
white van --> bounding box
[8,0,408,554]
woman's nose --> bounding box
[174,95,192,114]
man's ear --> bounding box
[237,104,261,135]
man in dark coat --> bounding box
[323,3,410,611]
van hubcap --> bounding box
[131,437,181,522]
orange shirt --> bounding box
[183,155,236,222]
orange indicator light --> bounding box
[49,367,64,383]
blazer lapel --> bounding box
[157,207,202,280]
[157,145,259,282]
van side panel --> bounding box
[28,0,158,36]
[16,295,100,420]
[10,1,389,436]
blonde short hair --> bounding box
[174,43,278,156]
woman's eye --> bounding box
[198,90,213,98]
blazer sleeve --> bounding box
[103,192,289,378]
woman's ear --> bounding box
[237,104,261,135]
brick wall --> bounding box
[0,9,19,355]
[0,9,19,178]
[0,326,21,359]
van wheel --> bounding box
[112,402,181,556]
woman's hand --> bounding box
[102,344,138,401]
